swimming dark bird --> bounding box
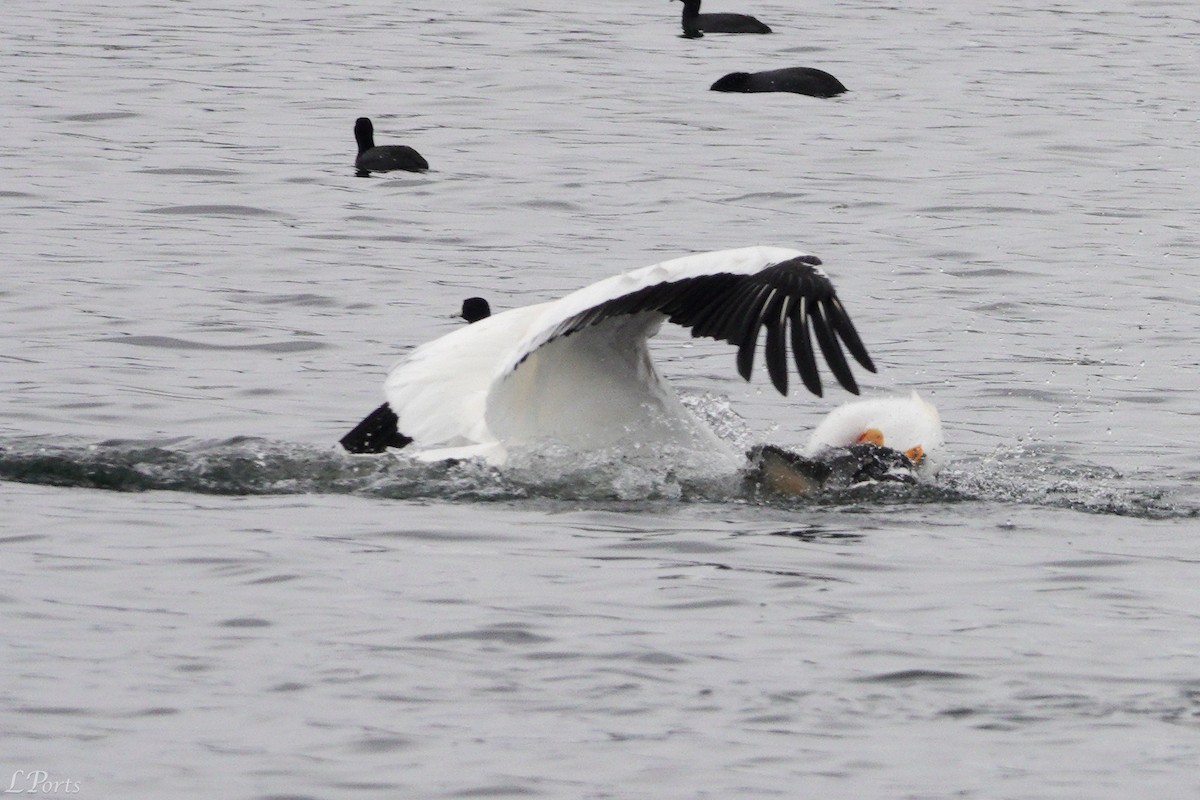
[461,297,491,323]
[710,67,847,98]
[353,117,429,177]
[675,0,771,37]
[338,247,942,477]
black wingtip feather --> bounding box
[827,297,876,373]
[809,303,859,395]
[790,298,823,397]
[340,403,414,454]
[760,293,790,395]
[732,285,773,381]
[526,252,875,400]
[721,283,771,345]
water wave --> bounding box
[939,444,1192,520]
[0,436,1192,519]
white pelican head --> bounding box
[804,391,945,476]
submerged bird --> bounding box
[340,247,943,487]
[675,0,771,37]
[711,67,847,98]
[353,117,429,177]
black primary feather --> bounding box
[340,403,413,454]
[534,255,876,397]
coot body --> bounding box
[711,68,847,98]
[677,0,771,36]
[354,117,428,176]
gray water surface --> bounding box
[3,0,1199,797]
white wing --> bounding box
[382,302,549,458]
[376,246,876,463]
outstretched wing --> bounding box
[505,248,876,397]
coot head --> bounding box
[354,117,376,154]
[461,297,491,323]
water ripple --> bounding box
[141,204,278,217]
[99,335,325,352]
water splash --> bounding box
[679,391,754,451]
[940,444,1193,520]
[0,436,1192,519]
[0,437,728,504]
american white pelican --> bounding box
[340,247,942,487]
[354,117,428,177]
[675,0,772,38]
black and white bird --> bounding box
[340,247,942,478]
[354,117,428,177]
[675,0,772,37]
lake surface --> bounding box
[3,1,1198,797]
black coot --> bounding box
[711,68,847,98]
[354,117,429,176]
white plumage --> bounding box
[342,246,942,476]
[805,391,945,477]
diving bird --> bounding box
[339,247,941,478]
[353,117,429,176]
[711,68,848,98]
[675,0,771,37]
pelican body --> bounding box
[340,247,943,488]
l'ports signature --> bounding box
[4,772,80,795]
